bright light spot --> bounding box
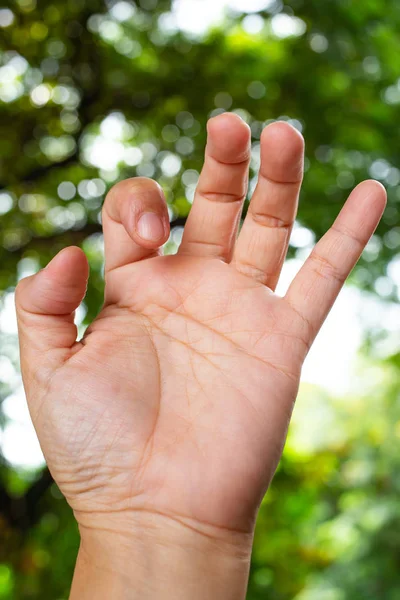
[185,185,196,203]
[232,108,250,123]
[214,91,233,109]
[247,80,266,99]
[141,142,158,160]
[60,111,79,133]
[137,163,155,178]
[162,124,180,143]
[1,389,45,469]
[369,159,391,180]
[0,9,14,27]
[8,55,28,75]
[87,14,103,33]
[363,235,382,262]
[0,70,24,102]
[388,256,400,288]
[290,223,315,248]
[171,0,274,37]
[19,193,45,213]
[0,65,16,83]
[100,113,127,140]
[271,14,307,38]
[47,39,66,58]
[78,179,106,199]
[18,257,39,279]
[288,118,303,133]
[384,229,400,251]
[40,135,76,161]
[160,153,182,177]
[0,293,18,334]
[344,150,364,169]
[171,227,184,246]
[242,14,264,34]
[0,356,16,385]
[52,85,71,105]
[2,389,26,422]
[337,170,355,189]
[110,1,136,21]
[125,146,143,166]
[115,38,142,57]
[172,0,226,36]
[69,202,87,224]
[363,55,380,75]
[384,85,400,105]
[387,167,400,187]
[0,192,14,215]
[25,68,44,90]
[182,169,199,186]
[99,19,123,42]
[85,137,126,170]
[47,206,76,229]
[309,33,328,53]
[93,178,107,196]
[58,181,76,201]
[176,111,194,129]
[229,0,274,11]
[75,303,87,326]
[30,83,52,106]
[374,276,393,298]
[176,137,194,155]
[158,12,179,35]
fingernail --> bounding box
[137,212,165,242]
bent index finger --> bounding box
[102,177,170,275]
[285,180,387,342]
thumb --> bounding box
[15,246,89,383]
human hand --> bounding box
[15,113,386,598]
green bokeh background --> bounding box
[1,0,400,597]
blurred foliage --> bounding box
[251,358,400,600]
[1,0,400,597]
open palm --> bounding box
[16,114,385,537]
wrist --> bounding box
[70,510,254,599]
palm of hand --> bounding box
[39,256,305,531]
[16,114,385,535]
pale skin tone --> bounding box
[15,113,386,598]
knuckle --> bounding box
[200,190,245,204]
[310,251,345,284]
[250,209,293,229]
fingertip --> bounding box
[104,176,170,250]
[16,247,89,317]
[208,111,251,133]
[206,112,251,163]
[43,247,89,297]
[358,179,387,206]
[261,120,305,151]
[46,246,89,277]
[349,179,387,221]
[260,121,304,183]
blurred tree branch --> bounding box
[0,468,53,531]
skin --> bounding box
[15,113,386,599]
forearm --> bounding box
[70,512,254,599]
